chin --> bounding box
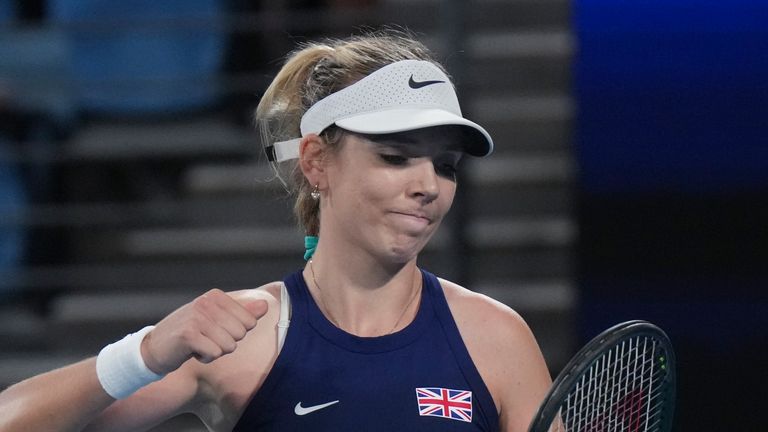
[386,238,429,264]
[387,249,419,265]
[376,224,437,264]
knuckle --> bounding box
[212,346,224,358]
[192,295,211,312]
[196,354,214,364]
[232,325,247,341]
[222,341,237,355]
[205,288,225,299]
[199,347,222,363]
[179,326,199,345]
[244,315,259,329]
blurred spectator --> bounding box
[49,0,225,116]
[0,1,71,301]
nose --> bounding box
[407,158,439,203]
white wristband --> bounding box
[96,326,165,399]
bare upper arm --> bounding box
[86,282,284,432]
[439,279,552,432]
[189,282,284,430]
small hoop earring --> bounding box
[310,184,320,200]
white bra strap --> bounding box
[277,282,291,351]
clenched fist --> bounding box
[140,289,268,375]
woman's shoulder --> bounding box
[437,277,531,338]
[196,280,286,376]
[437,277,552,428]
[191,281,287,427]
[227,281,284,306]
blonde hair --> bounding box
[255,29,448,236]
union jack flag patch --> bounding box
[416,387,473,423]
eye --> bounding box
[435,162,458,180]
[434,152,461,180]
[379,153,408,166]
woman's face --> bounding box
[321,127,463,263]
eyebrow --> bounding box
[365,134,418,147]
[372,141,433,160]
[359,131,464,155]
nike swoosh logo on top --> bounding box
[294,400,340,415]
[408,75,446,89]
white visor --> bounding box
[266,59,494,162]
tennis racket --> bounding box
[528,320,676,432]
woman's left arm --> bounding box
[443,282,552,432]
[487,308,552,431]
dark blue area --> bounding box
[574,2,768,429]
[578,279,768,347]
[574,0,768,194]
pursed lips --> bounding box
[391,210,433,225]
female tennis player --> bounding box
[0,30,552,431]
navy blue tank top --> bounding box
[233,269,499,431]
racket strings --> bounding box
[548,335,672,432]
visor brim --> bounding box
[335,108,494,157]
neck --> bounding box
[304,251,422,337]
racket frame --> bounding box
[528,320,676,432]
